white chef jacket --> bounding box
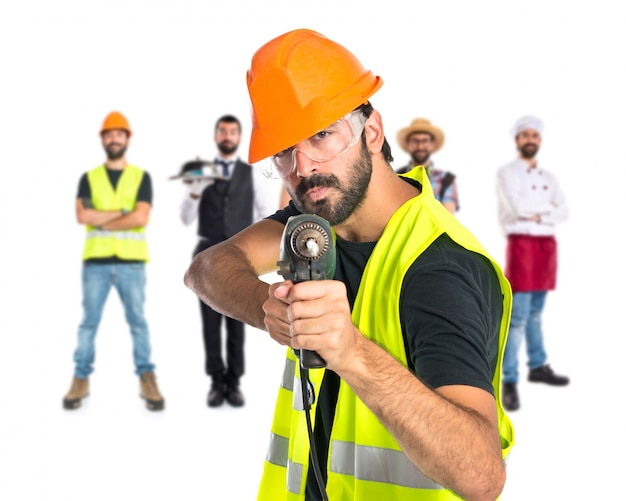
[496,158,569,237]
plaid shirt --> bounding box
[396,162,459,210]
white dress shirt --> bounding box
[179,157,275,227]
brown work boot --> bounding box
[139,372,165,411]
[63,377,89,410]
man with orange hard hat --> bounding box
[63,111,164,412]
[185,29,514,500]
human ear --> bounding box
[364,109,385,155]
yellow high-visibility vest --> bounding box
[257,166,514,500]
[82,164,149,262]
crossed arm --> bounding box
[76,198,151,229]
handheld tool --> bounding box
[277,214,336,369]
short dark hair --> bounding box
[356,102,394,164]
[215,114,241,133]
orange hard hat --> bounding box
[246,29,383,164]
[100,111,132,137]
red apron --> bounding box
[505,234,558,292]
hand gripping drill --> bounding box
[277,214,336,369]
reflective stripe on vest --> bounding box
[262,361,454,497]
[257,166,514,500]
[331,441,442,490]
[85,229,147,241]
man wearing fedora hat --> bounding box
[396,118,459,213]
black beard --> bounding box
[410,151,431,166]
[519,144,539,159]
[105,144,127,160]
[293,143,372,226]
[217,141,237,156]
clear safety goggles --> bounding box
[259,111,367,179]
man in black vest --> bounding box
[177,115,258,408]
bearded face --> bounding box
[101,130,129,160]
[215,121,241,156]
[407,132,434,166]
[217,140,238,156]
[291,140,372,226]
[518,143,539,159]
[411,149,431,166]
[104,143,127,160]
[516,129,541,159]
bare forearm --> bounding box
[101,211,148,230]
[184,241,270,330]
[78,204,149,229]
[339,338,505,501]
[79,209,123,227]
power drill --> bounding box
[277,214,336,369]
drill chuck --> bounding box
[277,214,336,368]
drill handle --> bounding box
[301,349,326,369]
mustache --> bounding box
[295,174,339,196]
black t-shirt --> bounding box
[266,181,503,500]
[77,166,152,264]
[77,166,152,204]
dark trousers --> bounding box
[199,299,245,383]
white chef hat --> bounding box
[511,115,544,138]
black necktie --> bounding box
[218,160,232,177]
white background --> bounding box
[1,1,624,499]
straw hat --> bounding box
[396,118,445,153]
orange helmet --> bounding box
[246,29,383,164]
[100,111,132,137]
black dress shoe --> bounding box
[207,382,225,407]
[528,365,569,386]
[502,383,520,411]
[226,384,245,407]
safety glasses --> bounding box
[259,111,366,179]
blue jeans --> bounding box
[72,263,155,379]
[502,291,548,384]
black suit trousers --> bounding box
[193,238,245,382]
[199,298,245,381]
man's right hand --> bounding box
[185,178,214,198]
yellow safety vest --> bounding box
[82,164,149,262]
[257,166,514,500]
